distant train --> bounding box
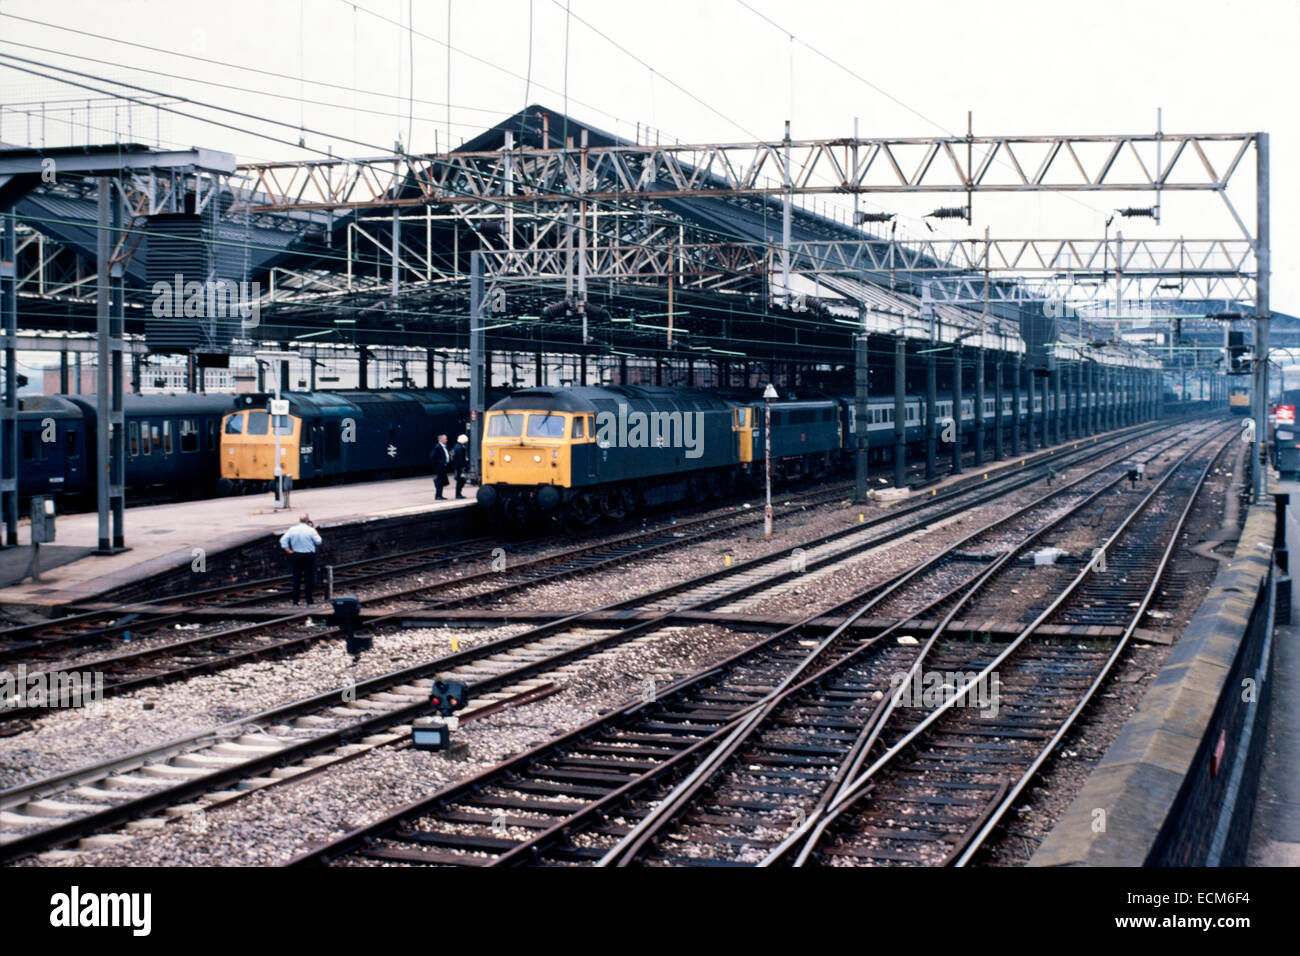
[16,388,477,503]
[1229,384,1252,415]
[476,384,1143,527]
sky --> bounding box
[0,0,1295,317]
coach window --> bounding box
[247,411,269,435]
[129,422,140,456]
[572,416,585,438]
[139,421,152,455]
[163,421,174,455]
[180,419,199,453]
[151,424,162,454]
[207,420,217,450]
[66,428,80,458]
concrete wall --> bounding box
[1031,498,1277,866]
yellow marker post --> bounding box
[858,513,865,523]
[724,554,732,567]
[451,635,460,652]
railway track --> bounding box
[0,481,854,688]
[0,422,1181,717]
[0,424,1204,860]
[281,421,1227,867]
[752,428,1232,867]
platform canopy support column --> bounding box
[994,357,1005,460]
[893,334,906,488]
[952,341,964,475]
[1010,353,1022,457]
[925,342,938,480]
[1083,362,1091,433]
[1052,363,1063,445]
[1,213,17,546]
[1040,372,1050,448]
[854,332,869,503]
[1112,367,1120,430]
[922,287,938,480]
[94,177,125,553]
[470,252,486,485]
[973,344,985,467]
[1068,360,1078,440]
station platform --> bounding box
[0,476,475,609]
[1246,482,1300,866]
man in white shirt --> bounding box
[280,514,323,605]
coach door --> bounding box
[734,406,754,463]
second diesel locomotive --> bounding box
[476,384,1138,527]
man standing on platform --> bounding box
[431,433,452,500]
[280,513,322,605]
[452,434,470,499]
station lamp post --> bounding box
[256,351,295,510]
[763,383,778,539]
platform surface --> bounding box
[1247,481,1300,866]
[0,476,474,608]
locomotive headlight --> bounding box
[552,449,558,459]
[503,453,512,462]
[533,454,542,463]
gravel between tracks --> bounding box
[16,624,764,866]
[0,620,534,788]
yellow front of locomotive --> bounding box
[481,409,573,489]
[219,409,302,481]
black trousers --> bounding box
[290,552,317,604]
[455,470,467,497]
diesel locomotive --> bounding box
[218,389,468,493]
[476,384,1136,528]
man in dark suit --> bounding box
[431,433,451,499]
[451,434,470,499]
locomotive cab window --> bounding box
[247,412,269,435]
[486,412,525,437]
[572,416,585,438]
[526,413,566,438]
[224,414,244,435]
[273,415,294,435]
